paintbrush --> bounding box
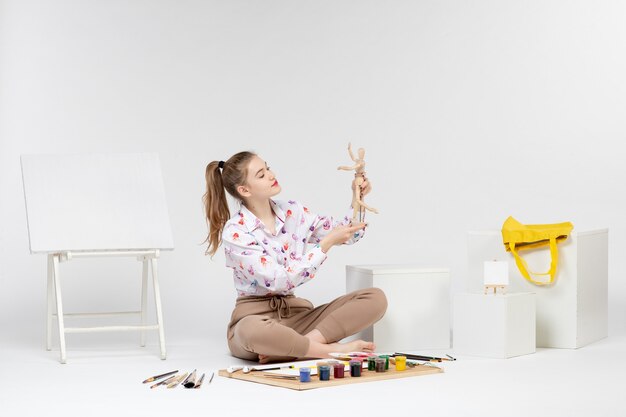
[182,369,197,388]
[194,373,205,389]
[262,374,299,380]
[150,373,179,389]
[167,372,188,389]
[243,365,294,373]
[142,370,178,384]
[393,352,456,362]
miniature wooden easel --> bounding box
[21,153,173,363]
[337,143,379,222]
[483,260,509,295]
[484,284,507,295]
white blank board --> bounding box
[21,153,174,253]
[484,261,509,286]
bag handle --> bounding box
[508,237,558,285]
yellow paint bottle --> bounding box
[395,355,406,371]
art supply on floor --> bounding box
[316,361,329,376]
[227,365,243,374]
[183,370,197,388]
[349,360,362,377]
[209,372,215,384]
[319,365,331,381]
[375,358,386,373]
[299,367,311,383]
[218,361,443,391]
[150,374,179,389]
[142,370,178,384]
[393,352,456,362]
[167,372,188,389]
[389,357,421,368]
[395,356,406,371]
[194,373,205,389]
[333,363,345,379]
[265,374,300,380]
[379,355,389,370]
[145,370,210,389]
[243,363,295,373]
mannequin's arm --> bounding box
[347,143,356,162]
[337,164,359,171]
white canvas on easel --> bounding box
[484,261,509,286]
[21,153,174,363]
[483,260,509,294]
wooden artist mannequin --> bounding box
[337,143,379,222]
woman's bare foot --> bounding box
[304,329,375,354]
[304,338,376,359]
[257,336,375,363]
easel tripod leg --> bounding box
[150,258,167,360]
[47,255,54,351]
[140,259,148,347]
[52,255,67,364]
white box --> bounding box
[453,292,536,359]
[346,264,450,351]
[468,229,608,348]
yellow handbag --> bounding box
[501,216,574,286]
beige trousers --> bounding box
[226,288,387,361]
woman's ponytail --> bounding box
[202,151,256,257]
[203,161,230,257]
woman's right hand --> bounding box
[319,222,367,253]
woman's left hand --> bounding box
[352,178,372,197]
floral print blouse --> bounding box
[223,199,365,297]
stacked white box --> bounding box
[346,265,450,351]
[453,292,536,358]
[467,229,608,348]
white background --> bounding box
[1,0,625,353]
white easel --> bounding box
[46,250,166,363]
[22,153,174,363]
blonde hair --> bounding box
[202,151,256,257]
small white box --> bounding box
[346,264,450,351]
[468,229,608,348]
[453,292,536,359]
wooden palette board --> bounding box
[218,364,443,391]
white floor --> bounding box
[0,333,623,417]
